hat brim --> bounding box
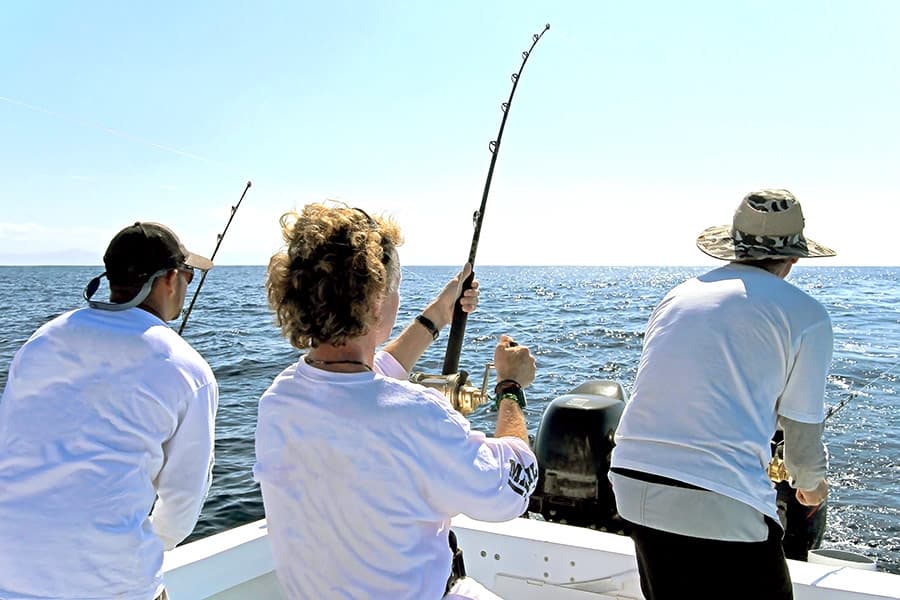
[696,225,837,261]
[183,251,214,271]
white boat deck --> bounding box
[163,517,900,599]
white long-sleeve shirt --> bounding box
[0,307,218,600]
[254,351,537,600]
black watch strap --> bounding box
[415,314,439,340]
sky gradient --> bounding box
[2,2,898,266]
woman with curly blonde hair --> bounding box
[266,203,404,354]
[255,202,538,600]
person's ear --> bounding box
[161,269,179,295]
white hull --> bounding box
[163,517,900,599]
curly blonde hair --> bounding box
[266,202,403,349]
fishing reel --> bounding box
[768,435,828,560]
[409,363,495,416]
[768,441,790,483]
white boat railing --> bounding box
[163,517,900,599]
[163,520,278,599]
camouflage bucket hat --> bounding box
[696,189,836,261]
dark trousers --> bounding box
[627,517,793,600]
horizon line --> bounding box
[1,263,896,269]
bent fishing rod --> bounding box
[768,361,898,483]
[178,181,252,335]
[824,357,900,421]
[441,23,550,376]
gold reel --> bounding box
[768,441,789,483]
[409,362,495,416]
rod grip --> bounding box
[441,271,475,375]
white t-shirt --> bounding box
[254,351,537,600]
[0,307,218,600]
[611,263,832,525]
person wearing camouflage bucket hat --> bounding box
[609,189,836,599]
[696,189,836,261]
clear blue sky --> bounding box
[2,1,898,266]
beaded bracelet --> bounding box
[492,388,527,410]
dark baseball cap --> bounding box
[104,222,213,284]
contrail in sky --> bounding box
[0,94,220,165]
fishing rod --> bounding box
[441,23,550,376]
[825,390,858,421]
[768,361,898,483]
[178,181,252,335]
[824,358,900,421]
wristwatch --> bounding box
[415,314,439,340]
[493,379,526,410]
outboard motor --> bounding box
[528,380,628,533]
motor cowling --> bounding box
[528,380,628,533]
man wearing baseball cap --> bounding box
[610,190,835,599]
[0,222,218,600]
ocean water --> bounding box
[1,265,898,573]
